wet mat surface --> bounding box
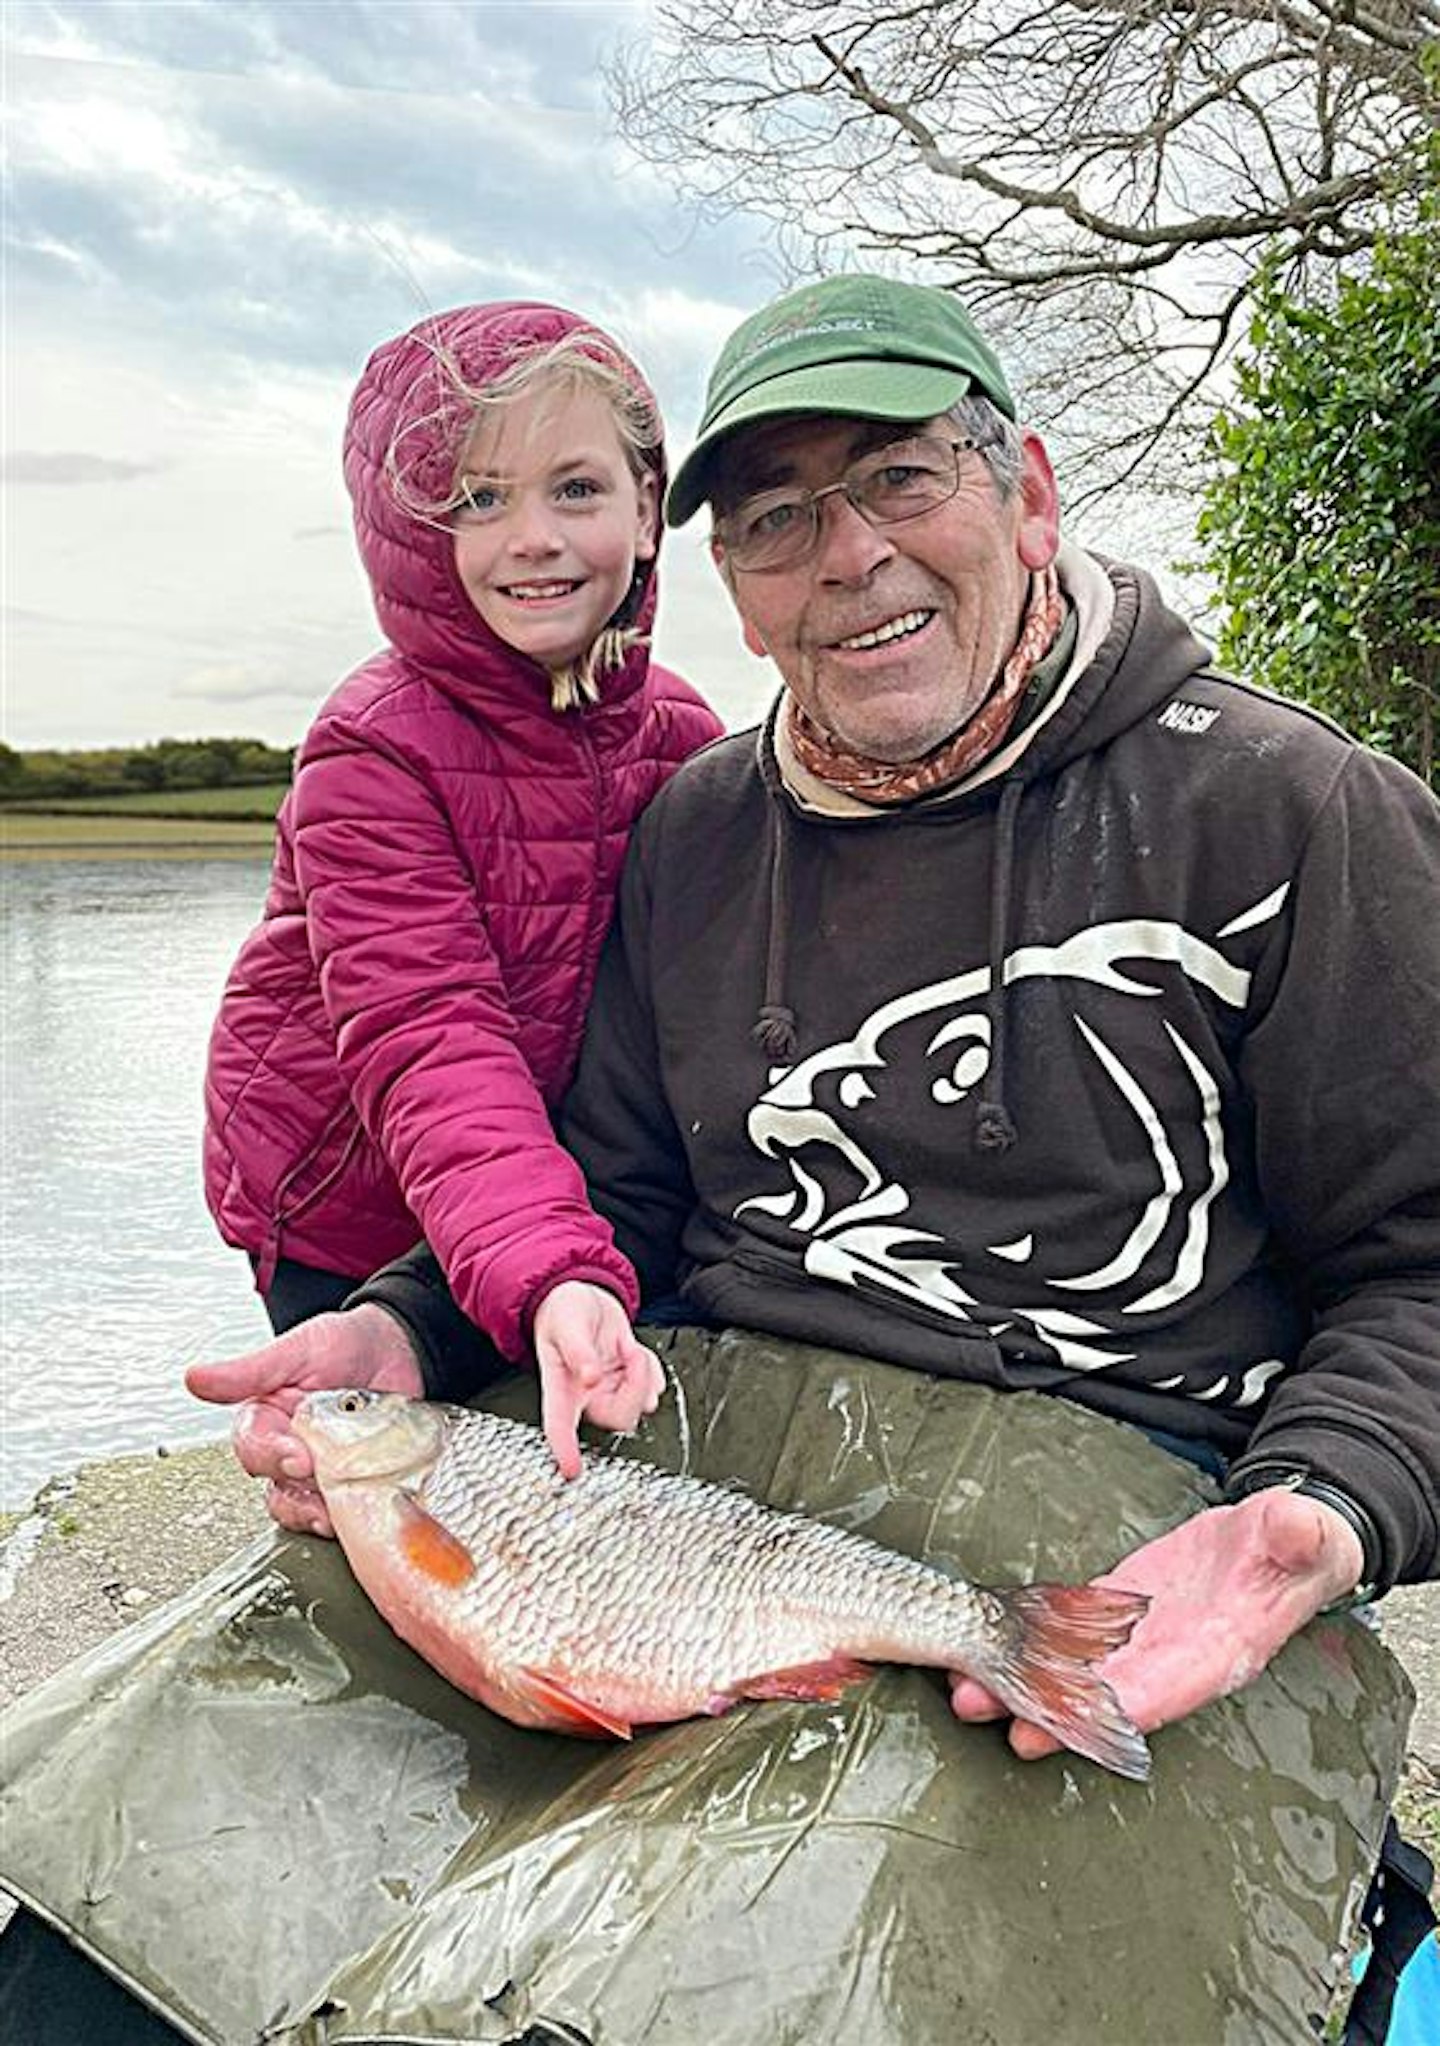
[0,1330,1414,2044]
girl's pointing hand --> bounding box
[533,1280,666,1481]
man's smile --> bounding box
[829,608,937,653]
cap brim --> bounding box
[664,360,973,527]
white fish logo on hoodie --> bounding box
[736,894,1291,1406]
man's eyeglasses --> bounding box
[715,433,979,573]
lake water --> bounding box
[2,859,278,1509]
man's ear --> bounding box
[1016,432,1061,570]
[741,617,770,659]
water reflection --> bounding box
[2,860,276,1506]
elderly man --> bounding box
[196,277,1440,1782]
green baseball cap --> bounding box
[665,273,1016,527]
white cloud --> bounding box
[2,3,775,747]
[2,451,166,484]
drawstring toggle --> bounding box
[974,1100,1017,1153]
[752,1005,799,1061]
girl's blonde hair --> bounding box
[387,331,662,712]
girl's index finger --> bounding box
[540,1370,585,1482]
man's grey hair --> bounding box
[945,394,1024,500]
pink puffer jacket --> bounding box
[203,302,721,1357]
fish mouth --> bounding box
[829,609,935,653]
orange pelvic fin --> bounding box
[733,1655,874,1705]
[986,1583,1152,1782]
[515,1667,634,1741]
[396,1493,476,1587]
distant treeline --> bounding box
[0,737,295,804]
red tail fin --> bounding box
[984,1583,1151,1782]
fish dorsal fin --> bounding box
[396,1492,476,1587]
[515,1667,633,1741]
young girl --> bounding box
[202,300,721,1473]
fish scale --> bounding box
[425,1412,992,1689]
[294,1389,1154,1779]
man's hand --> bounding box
[185,1304,424,1536]
[532,1281,666,1480]
[949,1490,1367,1759]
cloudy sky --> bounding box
[3,0,792,748]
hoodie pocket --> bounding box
[272,1106,367,1229]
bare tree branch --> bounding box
[610,0,1437,496]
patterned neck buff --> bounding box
[786,562,1063,805]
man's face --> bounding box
[710,413,1059,762]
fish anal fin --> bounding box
[396,1493,476,1587]
[514,1666,633,1741]
[733,1655,874,1706]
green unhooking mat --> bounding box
[0,1329,1414,2044]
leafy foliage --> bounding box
[1193,178,1439,788]
[2,737,295,805]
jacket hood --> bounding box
[1008,556,1215,779]
[342,302,665,705]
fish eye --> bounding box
[336,1390,367,1413]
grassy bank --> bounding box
[1,811,277,858]
[4,781,288,819]
[1,782,285,858]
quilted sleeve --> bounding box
[291,722,639,1361]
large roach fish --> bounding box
[294,1388,1151,1780]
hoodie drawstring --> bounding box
[974,779,1024,1154]
[752,801,799,1061]
[750,769,1027,1154]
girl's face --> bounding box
[451,384,658,670]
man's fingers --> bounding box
[948,1676,1010,1724]
[229,1400,313,1485]
[187,1354,281,1405]
[950,1495,1363,1770]
[188,1308,424,1419]
[186,1323,317,1405]
[265,1477,333,1538]
[952,1680,1100,1762]
[186,1337,302,1405]
[1007,1721,1062,1762]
